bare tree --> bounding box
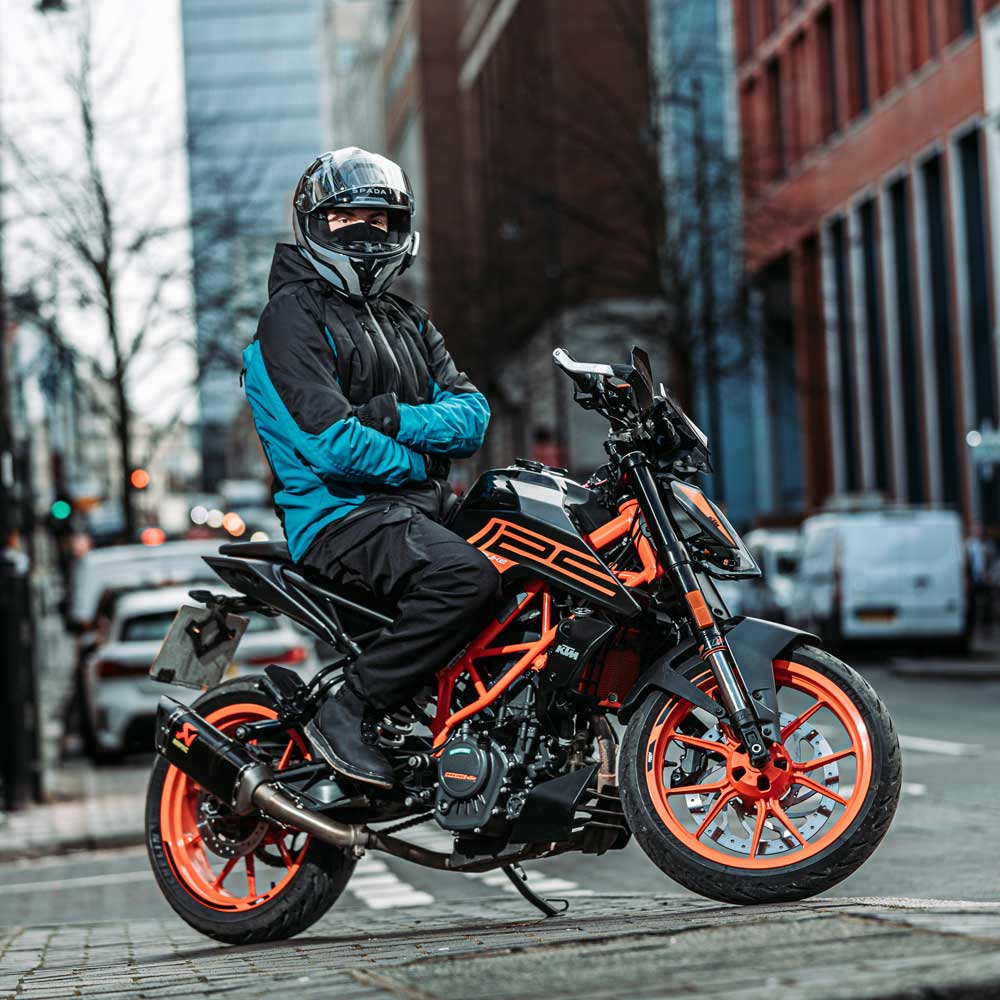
[2,1,270,537]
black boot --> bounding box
[305,684,395,789]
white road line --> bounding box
[0,870,152,893]
[899,734,982,757]
[902,782,927,797]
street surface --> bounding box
[1,659,998,997]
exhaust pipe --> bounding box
[155,697,367,849]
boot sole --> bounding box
[303,720,395,790]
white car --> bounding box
[788,506,968,648]
[83,585,320,761]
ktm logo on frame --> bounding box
[467,518,619,597]
[171,722,198,754]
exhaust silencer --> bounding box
[154,697,272,814]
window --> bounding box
[946,0,976,40]
[766,57,786,179]
[740,0,756,59]
[830,217,860,490]
[920,155,959,505]
[889,177,925,502]
[872,0,894,97]
[908,0,932,71]
[817,7,840,138]
[789,32,808,161]
[858,199,888,490]
[959,129,999,520]
[848,0,870,116]
[758,255,804,509]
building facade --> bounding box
[736,0,1000,527]
[649,0,773,527]
[455,0,664,476]
[180,0,328,489]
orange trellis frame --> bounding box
[430,500,660,747]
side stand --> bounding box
[501,864,569,918]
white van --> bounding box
[741,528,801,620]
[789,507,967,647]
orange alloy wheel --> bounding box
[159,703,310,911]
[644,660,873,870]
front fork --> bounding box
[624,454,771,768]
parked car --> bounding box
[82,585,320,761]
[739,528,801,620]
[788,506,967,649]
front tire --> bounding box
[620,645,900,904]
[145,678,356,944]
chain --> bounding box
[375,811,435,836]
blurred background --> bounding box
[0,0,998,838]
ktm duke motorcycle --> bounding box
[145,346,901,944]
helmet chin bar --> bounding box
[294,216,421,301]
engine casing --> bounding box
[435,736,510,832]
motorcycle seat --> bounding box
[217,540,291,562]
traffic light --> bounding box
[50,499,72,521]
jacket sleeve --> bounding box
[395,317,491,457]
[248,293,427,485]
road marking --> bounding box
[0,870,152,893]
[899,734,982,757]
[347,857,434,910]
[902,782,927,797]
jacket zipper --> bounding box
[363,301,401,391]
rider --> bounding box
[241,147,499,789]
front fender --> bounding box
[617,617,818,740]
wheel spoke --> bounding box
[672,733,729,756]
[211,855,239,890]
[749,800,768,858]
[245,853,257,898]
[277,839,293,868]
[663,778,729,798]
[794,773,849,806]
[694,789,737,839]
[768,798,807,846]
[780,699,829,741]
[794,747,856,772]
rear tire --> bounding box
[145,678,356,944]
[620,644,900,904]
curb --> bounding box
[0,828,145,863]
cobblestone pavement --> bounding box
[0,764,147,861]
[2,895,1000,999]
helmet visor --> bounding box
[295,148,413,214]
[303,207,411,254]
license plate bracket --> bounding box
[150,605,249,689]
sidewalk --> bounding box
[890,631,1000,680]
[3,894,1000,999]
[0,762,147,861]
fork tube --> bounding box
[622,453,764,756]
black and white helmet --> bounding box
[291,147,420,301]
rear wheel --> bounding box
[145,678,356,944]
[620,645,900,904]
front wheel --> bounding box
[619,645,900,904]
[145,678,356,944]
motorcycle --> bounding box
[145,346,901,944]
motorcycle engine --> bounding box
[434,735,511,832]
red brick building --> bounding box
[736,0,1000,527]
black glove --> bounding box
[423,453,452,481]
[355,393,400,437]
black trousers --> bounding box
[300,501,500,713]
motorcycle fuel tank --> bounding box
[452,463,640,616]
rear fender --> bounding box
[617,617,818,742]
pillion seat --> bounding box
[217,540,292,562]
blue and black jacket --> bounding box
[242,244,490,562]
